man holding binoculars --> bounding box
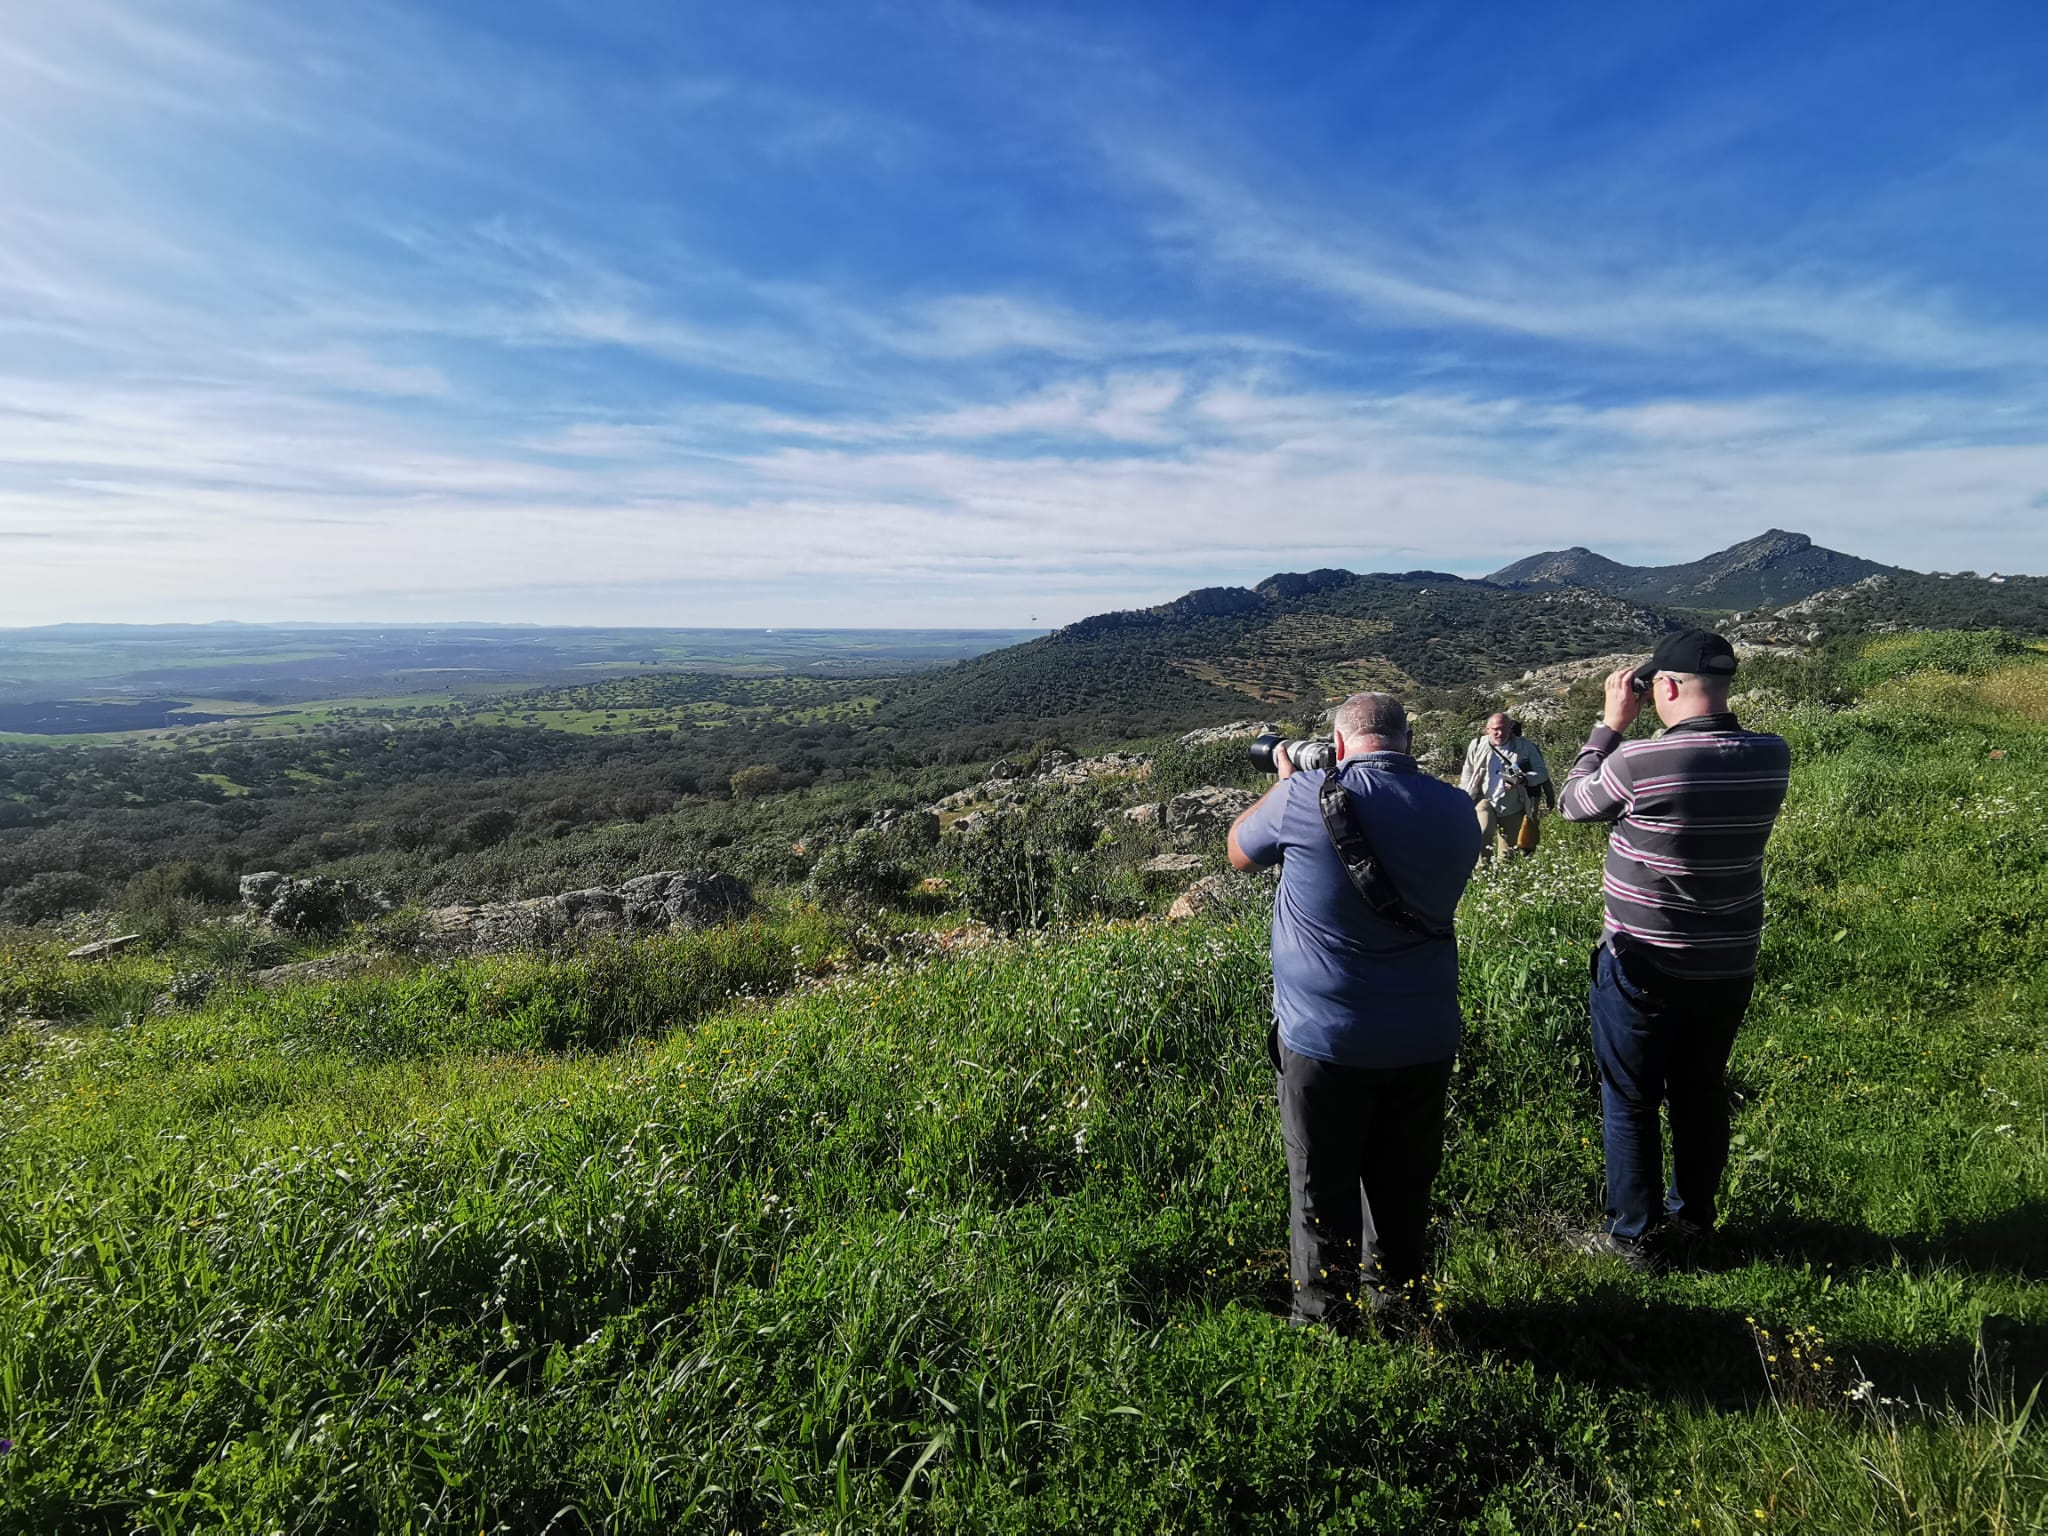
[1558,628,1791,1263]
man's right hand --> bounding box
[1603,665,1645,734]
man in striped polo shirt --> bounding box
[1559,629,1791,1262]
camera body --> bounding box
[1247,733,1340,775]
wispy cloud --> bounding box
[1127,149,2042,373]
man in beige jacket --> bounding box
[1460,713,1551,860]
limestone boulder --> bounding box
[616,870,753,930]
[1176,721,1286,749]
[1163,786,1262,850]
[424,871,752,957]
[67,933,143,961]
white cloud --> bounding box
[1128,149,2044,373]
[254,347,448,398]
[5,360,2045,625]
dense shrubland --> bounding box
[0,571,1661,921]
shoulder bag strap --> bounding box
[1316,767,1455,940]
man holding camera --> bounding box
[1226,693,1483,1327]
[1558,630,1790,1263]
[1460,712,1551,860]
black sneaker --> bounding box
[1657,1216,1715,1269]
[1568,1226,1659,1272]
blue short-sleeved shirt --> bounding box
[1234,752,1483,1068]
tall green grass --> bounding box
[2,642,2044,1532]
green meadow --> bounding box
[2,640,2045,1531]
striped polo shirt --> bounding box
[1558,712,1791,980]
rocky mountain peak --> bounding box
[1486,529,1892,610]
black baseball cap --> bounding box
[1632,629,1738,692]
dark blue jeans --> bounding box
[1589,943,1755,1243]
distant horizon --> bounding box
[4,527,2042,633]
[0,620,1053,635]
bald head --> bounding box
[1333,692,1410,757]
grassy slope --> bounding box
[2,652,2046,1532]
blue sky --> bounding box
[3,1,2044,626]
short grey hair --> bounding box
[1333,691,1408,748]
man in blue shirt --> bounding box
[1228,692,1483,1327]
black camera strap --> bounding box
[1316,767,1455,940]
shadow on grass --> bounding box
[1446,1295,1767,1409]
[1716,1200,2048,1280]
[1445,1293,2047,1413]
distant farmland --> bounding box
[0,625,1040,743]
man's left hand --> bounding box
[1274,741,1296,779]
[1602,665,1645,733]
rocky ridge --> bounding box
[420,871,754,955]
[236,866,754,957]
[1486,529,1895,610]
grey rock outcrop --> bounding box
[67,933,143,961]
[1140,853,1205,877]
[1035,749,1150,786]
[1176,721,1286,749]
[616,871,752,929]
[1163,787,1262,849]
[423,871,752,956]
[923,748,1154,825]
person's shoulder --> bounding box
[1273,767,1327,811]
[1726,722,1790,748]
[1407,767,1478,808]
[1744,728,1793,761]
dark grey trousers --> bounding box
[1272,1025,1454,1325]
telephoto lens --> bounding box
[1247,734,1339,774]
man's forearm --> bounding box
[1558,724,1629,823]
[1226,782,1285,872]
